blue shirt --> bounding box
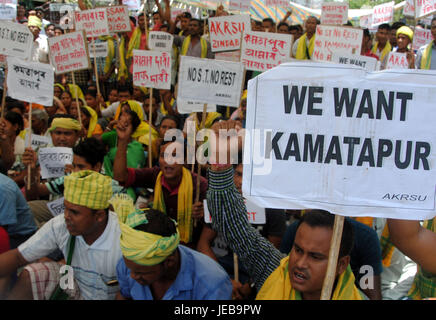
[116,245,232,300]
[0,173,37,236]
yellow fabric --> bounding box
[181,36,207,58]
[295,33,315,60]
[98,36,116,75]
[160,98,174,116]
[136,122,159,142]
[28,16,42,29]
[396,26,414,42]
[256,256,364,300]
[114,100,144,122]
[193,112,222,131]
[153,167,193,243]
[54,83,65,92]
[67,84,85,101]
[126,27,143,60]
[118,36,128,81]
[421,41,433,70]
[110,193,180,266]
[371,41,392,62]
[64,170,113,210]
[241,90,247,101]
[84,106,98,138]
[48,118,81,132]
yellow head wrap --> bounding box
[48,118,82,132]
[54,83,65,92]
[28,16,42,29]
[110,194,180,266]
[396,26,414,42]
[64,170,113,210]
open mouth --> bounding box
[292,270,308,283]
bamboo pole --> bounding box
[71,72,82,128]
[148,88,153,168]
[233,252,239,282]
[26,103,32,190]
[92,38,101,96]
[1,67,7,119]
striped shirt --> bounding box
[206,167,285,291]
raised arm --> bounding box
[112,115,132,185]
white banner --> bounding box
[177,56,244,107]
[122,0,140,10]
[331,53,378,71]
[413,27,432,51]
[0,21,33,60]
[229,0,251,12]
[107,5,131,33]
[47,197,65,217]
[148,31,174,52]
[132,49,171,90]
[241,31,293,72]
[88,41,108,58]
[31,134,51,150]
[371,1,394,27]
[74,8,110,38]
[313,25,362,62]
[415,0,436,19]
[204,199,266,224]
[0,3,16,20]
[209,14,251,52]
[386,52,409,69]
[38,147,73,179]
[7,57,54,105]
[49,31,90,75]
[243,62,436,220]
[321,2,349,26]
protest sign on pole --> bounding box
[312,25,363,62]
[414,0,436,19]
[331,52,378,71]
[47,197,65,217]
[359,14,373,29]
[30,134,51,151]
[241,31,293,72]
[243,62,436,221]
[403,0,415,17]
[48,31,90,74]
[229,0,251,12]
[122,0,140,10]
[371,1,395,27]
[107,5,132,33]
[177,56,244,107]
[148,31,174,52]
[321,2,349,26]
[88,41,108,58]
[74,8,110,38]
[0,3,16,20]
[177,99,217,114]
[0,21,33,60]
[208,14,251,52]
[132,49,172,90]
[265,0,289,8]
[413,27,432,50]
[203,198,266,224]
[386,52,410,69]
[38,147,73,179]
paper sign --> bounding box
[243,62,436,220]
[265,0,289,7]
[31,134,51,150]
[107,5,131,33]
[403,0,415,17]
[74,8,109,38]
[359,14,373,29]
[122,0,140,11]
[49,31,90,75]
[229,0,251,12]
[415,0,436,19]
[38,147,73,179]
[0,21,33,60]
[177,98,217,114]
[0,3,16,20]
[148,31,174,52]
[413,27,432,51]
[203,199,266,224]
[49,3,78,25]
[47,197,65,217]
[241,31,293,72]
[312,25,362,62]
[386,52,409,69]
[321,2,349,26]
[0,0,17,4]
[178,56,244,107]
[7,57,54,106]
[371,1,394,27]
[88,41,108,58]
[132,49,171,90]
[209,14,251,52]
[331,53,378,71]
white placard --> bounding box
[403,0,415,17]
[209,14,251,52]
[177,98,217,114]
[203,199,266,224]
[386,52,409,69]
[38,147,73,179]
[0,3,16,20]
[170,8,187,22]
[48,31,90,75]
[243,62,436,221]
[321,2,349,26]
[331,53,378,71]
[265,0,289,7]
[215,50,241,62]
[313,25,362,62]
[74,8,110,38]
[371,1,394,27]
[0,21,33,60]
[413,27,432,51]
[122,0,140,10]
[31,134,51,150]
[415,0,436,19]
[7,57,54,106]
[47,197,65,217]
[229,0,251,12]
[177,56,244,107]
[107,5,131,33]
[88,41,108,58]
[359,14,373,29]
[148,31,174,52]
[241,31,293,72]
[132,49,171,90]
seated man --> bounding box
[206,120,365,300]
[0,170,122,300]
[111,195,232,300]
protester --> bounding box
[393,26,415,68]
[28,16,49,64]
[292,16,319,59]
[390,21,406,49]
[174,18,214,59]
[372,23,391,69]
[416,17,436,69]
[262,18,276,33]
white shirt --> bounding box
[31,36,49,64]
[19,211,122,300]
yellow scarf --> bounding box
[421,41,433,70]
[153,167,193,243]
[67,84,85,101]
[114,100,144,121]
[160,98,175,116]
[193,112,222,131]
[126,27,144,60]
[181,36,208,58]
[118,35,128,81]
[256,256,364,300]
[84,106,98,138]
[295,33,315,60]
[98,36,115,75]
[371,41,392,62]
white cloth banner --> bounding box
[177,56,244,107]
[331,53,378,71]
[0,21,33,60]
[204,199,266,224]
[74,8,109,38]
[386,52,409,69]
[209,14,251,52]
[148,31,174,52]
[371,1,394,27]
[243,62,436,220]
[107,6,131,33]
[321,2,349,26]
[132,49,171,90]
[38,147,73,179]
[403,0,415,17]
[7,57,54,105]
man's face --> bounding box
[138,15,146,31]
[54,28,63,37]
[46,25,55,37]
[376,28,389,45]
[396,34,410,51]
[181,17,190,31]
[51,127,79,148]
[17,5,25,16]
[108,89,119,103]
[305,18,317,35]
[287,223,332,300]
[159,118,177,139]
[144,97,158,114]
[118,90,131,103]
[31,117,45,134]
[29,25,40,40]
[389,29,397,46]
[72,154,100,172]
[64,200,100,237]
[36,10,44,20]
[85,94,97,108]
[159,143,183,181]
[262,21,274,33]
[233,164,243,194]
[61,92,72,107]
[278,24,289,34]
[124,257,164,286]
[153,13,161,26]
[188,20,201,37]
